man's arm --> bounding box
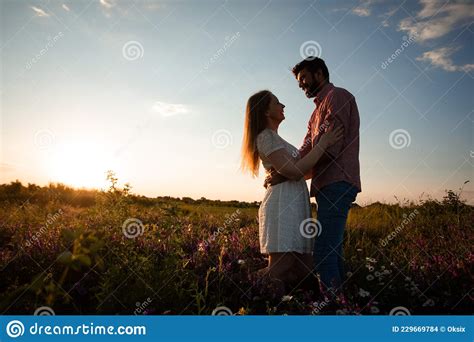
[263,167,286,188]
[321,93,352,160]
[298,120,313,159]
[299,112,317,180]
[264,127,343,183]
[264,112,315,188]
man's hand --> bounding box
[263,168,289,189]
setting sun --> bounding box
[46,142,113,189]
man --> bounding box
[265,56,361,291]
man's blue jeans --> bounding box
[314,181,358,290]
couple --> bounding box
[241,56,361,293]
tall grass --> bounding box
[0,175,472,314]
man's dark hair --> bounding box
[292,57,329,81]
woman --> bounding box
[240,90,343,287]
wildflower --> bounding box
[370,306,380,314]
[237,307,247,315]
[423,299,435,307]
[197,241,208,253]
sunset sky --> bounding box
[1,0,473,204]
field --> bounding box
[0,175,472,315]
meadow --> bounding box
[0,173,472,315]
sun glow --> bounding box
[46,142,114,189]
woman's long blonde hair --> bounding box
[240,90,272,177]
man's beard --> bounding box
[304,82,321,98]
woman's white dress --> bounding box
[256,128,314,254]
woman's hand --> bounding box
[318,126,344,150]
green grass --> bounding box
[0,177,472,315]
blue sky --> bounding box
[1,0,473,204]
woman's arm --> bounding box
[266,127,343,181]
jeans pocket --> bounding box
[318,182,357,213]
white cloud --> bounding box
[417,0,439,18]
[398,0,474,42]
[398,1,474,72]
[142,0,161,11]
[99,0,115,9]
[31,6,49,17]
[152,101,190,117]
[99,0,116,18]
[145,4,161,11]
[416,47,474,72]
[379,7,398,27]
[351,0,384,17]
[353,7,371,17]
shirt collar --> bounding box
[313,82,334,105]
